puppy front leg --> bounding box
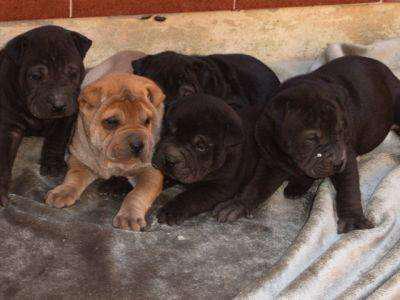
[332,150,374,233]
[157,184,227,226]
[113,167,163,231]
[0,127,23,206]
[215,160,288,223]
[40,116,75,177]
[45,155,96,208]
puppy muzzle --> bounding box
[107,130,151,163]
[28,88,78,119]
[152,144,199,183]
[305,147,347,178]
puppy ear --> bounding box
[266,96,290,124]
[69,31,92,59]
[145,83,165,107]
[132,56,148,75]
[78,86,102,111]
[5,36,27,64]
[224,114,245,147]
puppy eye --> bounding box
[68,70,79,80]
[29,73,43,81]
[102,117,120,130]
[196,143,208,152]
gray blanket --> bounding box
[1,38,400,299]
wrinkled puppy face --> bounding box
[5,25,92,119]
[152,94,244,183]
[269,84,348,178]
[79,73,165,164]
[132,51,206,103]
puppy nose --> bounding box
[51,100,67,113]
[164,155,178,169]
[129,139,144,156]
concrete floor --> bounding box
[0,2,399,74]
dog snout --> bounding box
[152,152,179,170]
[48,93,69,113]
[127,135,144,157]
[152,144,183,172]
[164,154,179,169]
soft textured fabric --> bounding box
[1,38,400,298]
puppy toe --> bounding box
[129,217,147,231]
[227,206,246,222]
[119,217,131,230]
[338,215,374,233]
[157,210,168,224]
[113,210,148,232]
[216,207,232,223]
[216,202,246,223]
[166,215,177,226]
[213,201,233,222]
[129,221,141,232]
[45,186,78,208]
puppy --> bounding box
[132,51,280,111]
[152,94,262,225]
[215,56,400,233]
[83,50,147,194]
[0,25,91,206]
[45,73,165,231]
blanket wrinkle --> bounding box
[2,37,400,299]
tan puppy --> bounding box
[45,73,164,231]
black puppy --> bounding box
[215,56,400,233]
[132,51,280,110]
[0,25,91,205]
[152,94,262,225]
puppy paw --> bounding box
[40,160,68,178]
[284,181,312,199]
[213,200,253,223]
[157,201,190,226]
[45,185,79,208]
[337,215,374,233]
[113,208,147,231]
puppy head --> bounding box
[265,83,348,178]
[132,51,215,103]
[152,94,244,183]
[78,73,165,164]
[5,25,92,119]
